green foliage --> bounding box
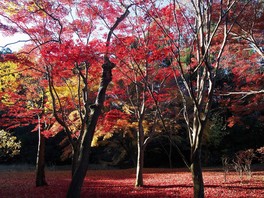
[205,114,229,148]
[180,47,192,65]
[0,129,21,161]
[202,113,230,165]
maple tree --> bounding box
[230,0,264,59]
[218,0,264,128]
[136,0,259,197]
[108,33,160,187]
[1,1,263,198]
[0,51,53,186]
[1,0,133,197]
[102,5,186,185]
[219,46,264,127]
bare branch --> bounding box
[104,4,133,58]
[220,90,264,99]
[33,0,63,43]
[0,40,31,49]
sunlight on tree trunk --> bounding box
[135,120,145,187]
[36,116,48,187]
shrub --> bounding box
[0,129,21,162]
[256,147,264,163]
[221,155,232,182]
[233,149,255,181]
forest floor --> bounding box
[0,166,263,198]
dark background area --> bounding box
[2,116,263,169]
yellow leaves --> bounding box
[122,104,134,114]
[0,61,21,105]
[68,110,79,122]
[1,2,20,15]
[48,121,64,137]
[0,130,21,159]
[1,1,41,17]
[91,136,99,147]
[0,61,19,91]
[1,94,15,106]
[130,120,150,134]
[103,132,113,140]
[142,120,150,134]
[27,2,39,13]
[49,110,82,137]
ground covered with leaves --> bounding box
[0,167,263,197]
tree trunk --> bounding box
[169,143,172,168]
[169,131,173,168]
[67,133,92,198]
[135,127,144,187]
[71,146,80,177]
[190,148,204,198]
[36,121,48,187]
[66,8,130,197]
[67,59,115,198]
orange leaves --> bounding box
[102,109,131,133]
[227,116,236,128]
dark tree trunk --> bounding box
[66,59,115,198]
[66,7,131,198]
[169,143,172,169]
[36,124,48,187]
[71,146,80,177]
[191,148,204,198]
[67,130,93,198]
[169,131,173,168]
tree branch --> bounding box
[0,40,31,49]
[220,90,264,99]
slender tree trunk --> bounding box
[190,147,204,198]
[169,143,172,168]
[135,127,144,187]
[169,131,172,168]
[36,117,48,187]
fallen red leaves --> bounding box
[0,167,263,198]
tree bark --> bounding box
[169,131,173,169]
[36,120,48,187]
[66,7,131,198]
[135,124,144,187]
[67,130,93,198]
[71,146,80,177]
[66,58,115,198]
[191,148,204,198]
